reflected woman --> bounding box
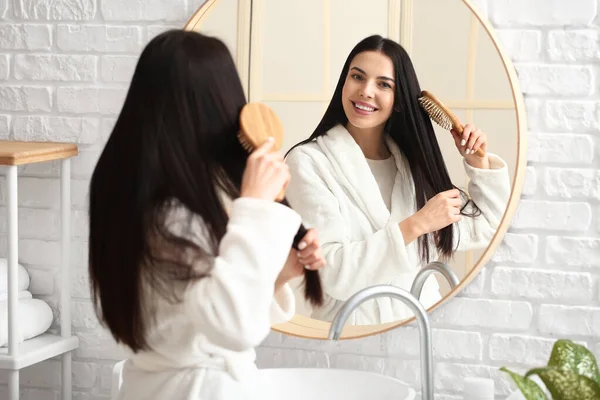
[285,35,511,325]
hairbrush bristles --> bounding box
[418,96,453,131]
[237,132,254,152]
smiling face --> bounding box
[341,51,396,133]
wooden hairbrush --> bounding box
[418,90,485,157]
[238,102,324,307]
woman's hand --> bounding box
[399,189,462,244]
[275,228,326,292]
[451,124,490,169]
[240,137,290,201]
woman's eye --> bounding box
[379,82,391,89]
[351,74,363,81]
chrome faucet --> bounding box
[411,261,460,300]
[327,285,434,400]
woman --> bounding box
[285,35,510,325]
[88,30,325,399]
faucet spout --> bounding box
[327,285,434,400]
[411,261,460,300]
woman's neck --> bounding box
[345,123,391,160]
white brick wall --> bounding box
[0,0,598,399]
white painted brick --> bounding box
[384,359,421,388]
[0,360,61,387]
[512,200,591,231]
[147,25,180,41]
[489,334,555,365]
[385,328,482,361]
[100,55,137,83]
[528,134,594,164]
[495,30,541,61]
[545,168,600,199]
[14,0,96,20]
[72,268,91,298]
[256,347,330,369]
[524,98,541,132]
[75,330,130,360]
[13,116,100,144]
[57,87,126,115]
[461,269,485,296]
[544,101,600,132]
[101,0,187,21]
[0,0,6,18]
[539,305,600,336]
[101,118,116,142]
[27,268,55,295]
[73,392,110,400]
[430,298,533,330]
[490,0,596,26]
[0,86,52,112]
[435,363,513,395]
[490,267,593,301]
[548,30,600,61]
[516,64,593,95]
[57,25,143,52]
[0,115,8,139]
[100,364,114,390]
[0,207,59,239]
[491,233,538,263]
[521,167,537,196]
[0,55,8,80]
[72,179,90,210]
[12,388,58,400]
[546,236,600,268]
[71,240,89,267]
[15,54,97,81]
[0,177,60,208]
[19,239,60,265]
[0,24,52,50]
[72,210,89,239]
[73,300,100,329]
[329,353,382,373]
[71,148,102,179]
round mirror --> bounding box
[185,0,527,339]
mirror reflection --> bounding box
[192,0,518,327]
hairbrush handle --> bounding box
[278,197,324,306]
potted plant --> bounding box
[501,339,600,400]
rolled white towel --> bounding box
[0,290,33,302]
[0,298,53,347]
[0,258,30,293]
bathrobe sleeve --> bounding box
[286,150,415,302]
[455,153,512,250]
[180,198,301,352]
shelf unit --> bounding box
[0,141,80,400]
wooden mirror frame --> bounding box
[184,0,528,340]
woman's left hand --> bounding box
[275,229,326,291]
[451,124,490,169]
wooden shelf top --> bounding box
[0,141,78,166]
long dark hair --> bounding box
[287,35,480,264]
[88,30,249,352]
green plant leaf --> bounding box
[526,367,600,400]
[500,367,548,400]
[546,339,600,387]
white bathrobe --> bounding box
[117,197,301,400]
[285,124,511,325]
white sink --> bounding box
[253,368,416,400]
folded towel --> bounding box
[0,298,53,347]
[0,258,30,293]
[0,290,33,302]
